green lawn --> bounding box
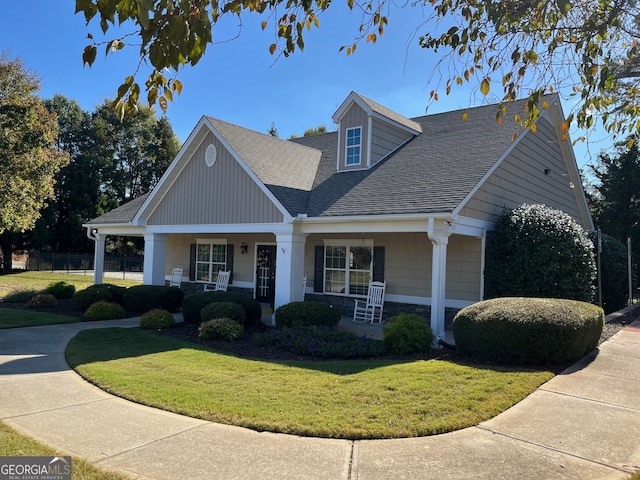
[67,327,555,440]
[0,309,78,329]
[0,421,132,480]
[0,271,139,299]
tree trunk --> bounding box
[0,233,14,274]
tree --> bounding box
[91,100,181,205]
[484,204,596,302]
[76,0,640,139]
[289,124,329,139]
[0,55,68,273]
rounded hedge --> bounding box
[199,318,244,341]
[201,301,246,325]
[484,204,596,302]
[452,297,604,365]
[139,309,176,329]
[275,301,341,328]
[84,301,127,321]
[383,314,434,355]
[183,291,262,324]
[26,293,57,309]
[73,284,127,310]
[43,281,76,299]
[122,285,184,313]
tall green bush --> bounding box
[485,204,596,302]
[589,231,628,314]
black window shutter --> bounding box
[189,244,196,281]
[226,244,234,284]
[314,246,324,292]
[373,246,385,282]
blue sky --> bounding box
[1,1,613,175]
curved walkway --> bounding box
[0,316,639,480]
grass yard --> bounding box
[0,271,139,299]
[0,309,78,329]
[0,421,132,480]
[67,328,555,440]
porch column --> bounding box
[143,233,168,285]
[274,232,307,310]
[93,232,106,285]
[428,219,452,341]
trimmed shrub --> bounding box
[485,204,596,302]
[139,309,175,329]
[73,284,127,310]
[199,318,244,341]
[251,325,386,359]
[84,301,127,321]
[3,289,38,303]
[43,281,76,299]
[275,301,341,328]
[183,291,261,324]
[26,293,57,309]
[383,314,434,355]
[452,297,604,365]
[201,302,246,324]
[122,285,184,313]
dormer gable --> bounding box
[332,92,422,172]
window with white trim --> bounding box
[324,240,372,296]
[345,126,362,166]
[195,239,227,282]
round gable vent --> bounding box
[205,144,218,167]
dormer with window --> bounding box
[333,92,423,172]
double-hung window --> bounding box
[346,126,362,166]
[324,240,372,296]
[195,239,227,282]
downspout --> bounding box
[86,226,97,242]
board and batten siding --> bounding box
[338,103,369,172]
[459,117,584,226]
[148,132,284,225]
[370,119,414,165]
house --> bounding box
[84,91,593,340]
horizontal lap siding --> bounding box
[370,120,413,164]
[460,118,583,225]
[148,132,283,225]
[445,236,482,301]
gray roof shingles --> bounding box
[87,96,530,225]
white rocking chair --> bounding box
[169,267,183,288]
[353,281,386,325]
[204,271,231,292]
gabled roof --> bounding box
[206,117,322,216]
[86,93,579,227]
[293,98,527,216]
[332,91,423,134]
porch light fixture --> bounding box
[241,242,248,254]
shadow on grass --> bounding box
[66,327,552,377]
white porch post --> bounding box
[93,232,106,285]
[428,219,452,342]
[274,232,307,310]
[143,233,168,285]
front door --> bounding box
[256,245,276,306]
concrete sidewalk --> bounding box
[0,317,639,479]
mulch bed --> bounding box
[2,297,638,364]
